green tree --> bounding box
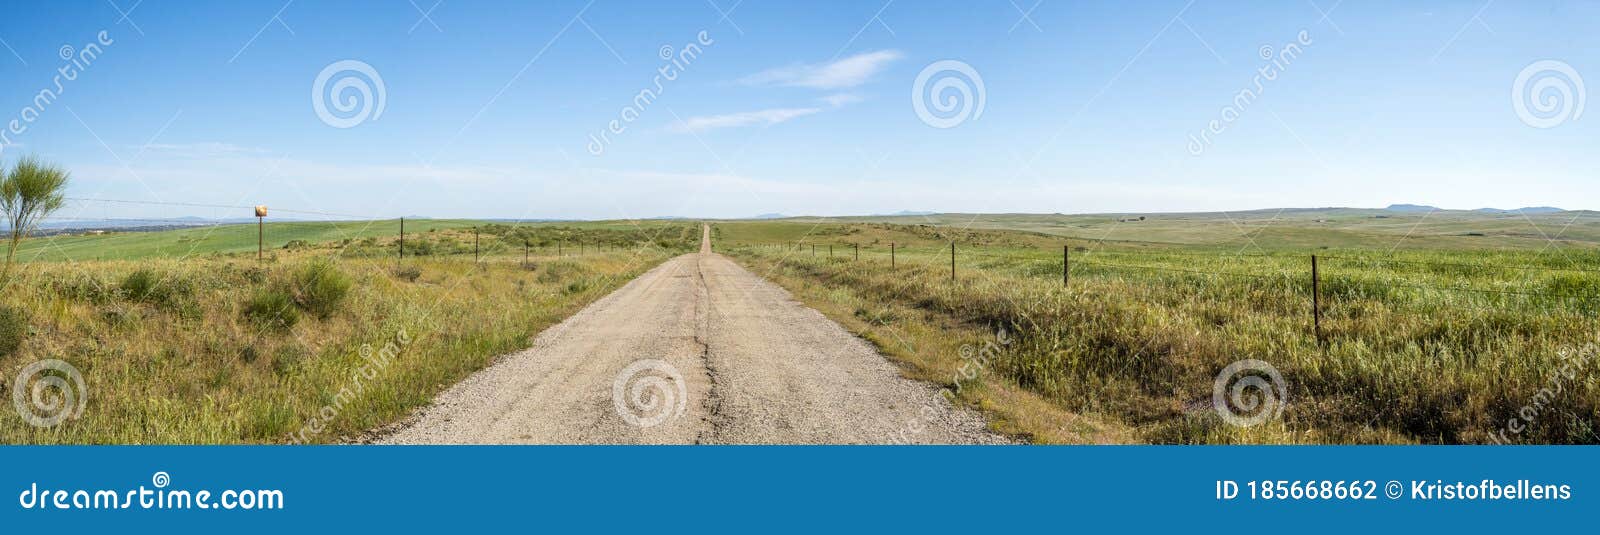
[0,155,70,282]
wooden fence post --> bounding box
[474,228,480,263]
[523,240,529,265]
[890,242,895,268]
[829,244,833,259]
[1063,245,1070,287]
[398,217,405,268]
[950,242,956,282]
[854,243,859,261]
[1312,254,1323,344]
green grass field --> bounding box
[714,213,1600,444]
[15,218,700,263]
[736,209,1600,251]
[0,221,701,443]
[4,211,1597,444]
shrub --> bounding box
[243,266,269,284]
[393,265,422,282]
[0,305,27,356]
[119,268,160,302]
[244,288,299,331]
[119,268,191,307]
[49,272,114,303]
[290,259,351,319]
[536,261,587,284]
[271,345,308,376]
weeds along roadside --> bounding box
[0,228,689,444]
[725,244,1600,445]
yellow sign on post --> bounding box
[255,206,267,261]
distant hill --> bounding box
[751,213,788,219]
[1387,204,1564,214]
[1500,206,1564,214]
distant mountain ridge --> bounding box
[1385,204,1564,214]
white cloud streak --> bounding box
[670,107,823,133]
[820,93,863,107]
[739,50,903,90]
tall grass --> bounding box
[0,231,689,443]
[730,243,1600,444]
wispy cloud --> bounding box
[819,93,863,108]
[740,50,903,90]
[137,142,268,158]
[671,107,823,133]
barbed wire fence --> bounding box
[733,238,1600,346]
[21,196,662,265]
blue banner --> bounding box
[1,446,1591,532]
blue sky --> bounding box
[0,0,1594,220]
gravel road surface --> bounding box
[381,225,1006,444]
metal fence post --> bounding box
[1312,254,1323,344]
[398,217,405,267]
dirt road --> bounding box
[382,224,1005,444]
